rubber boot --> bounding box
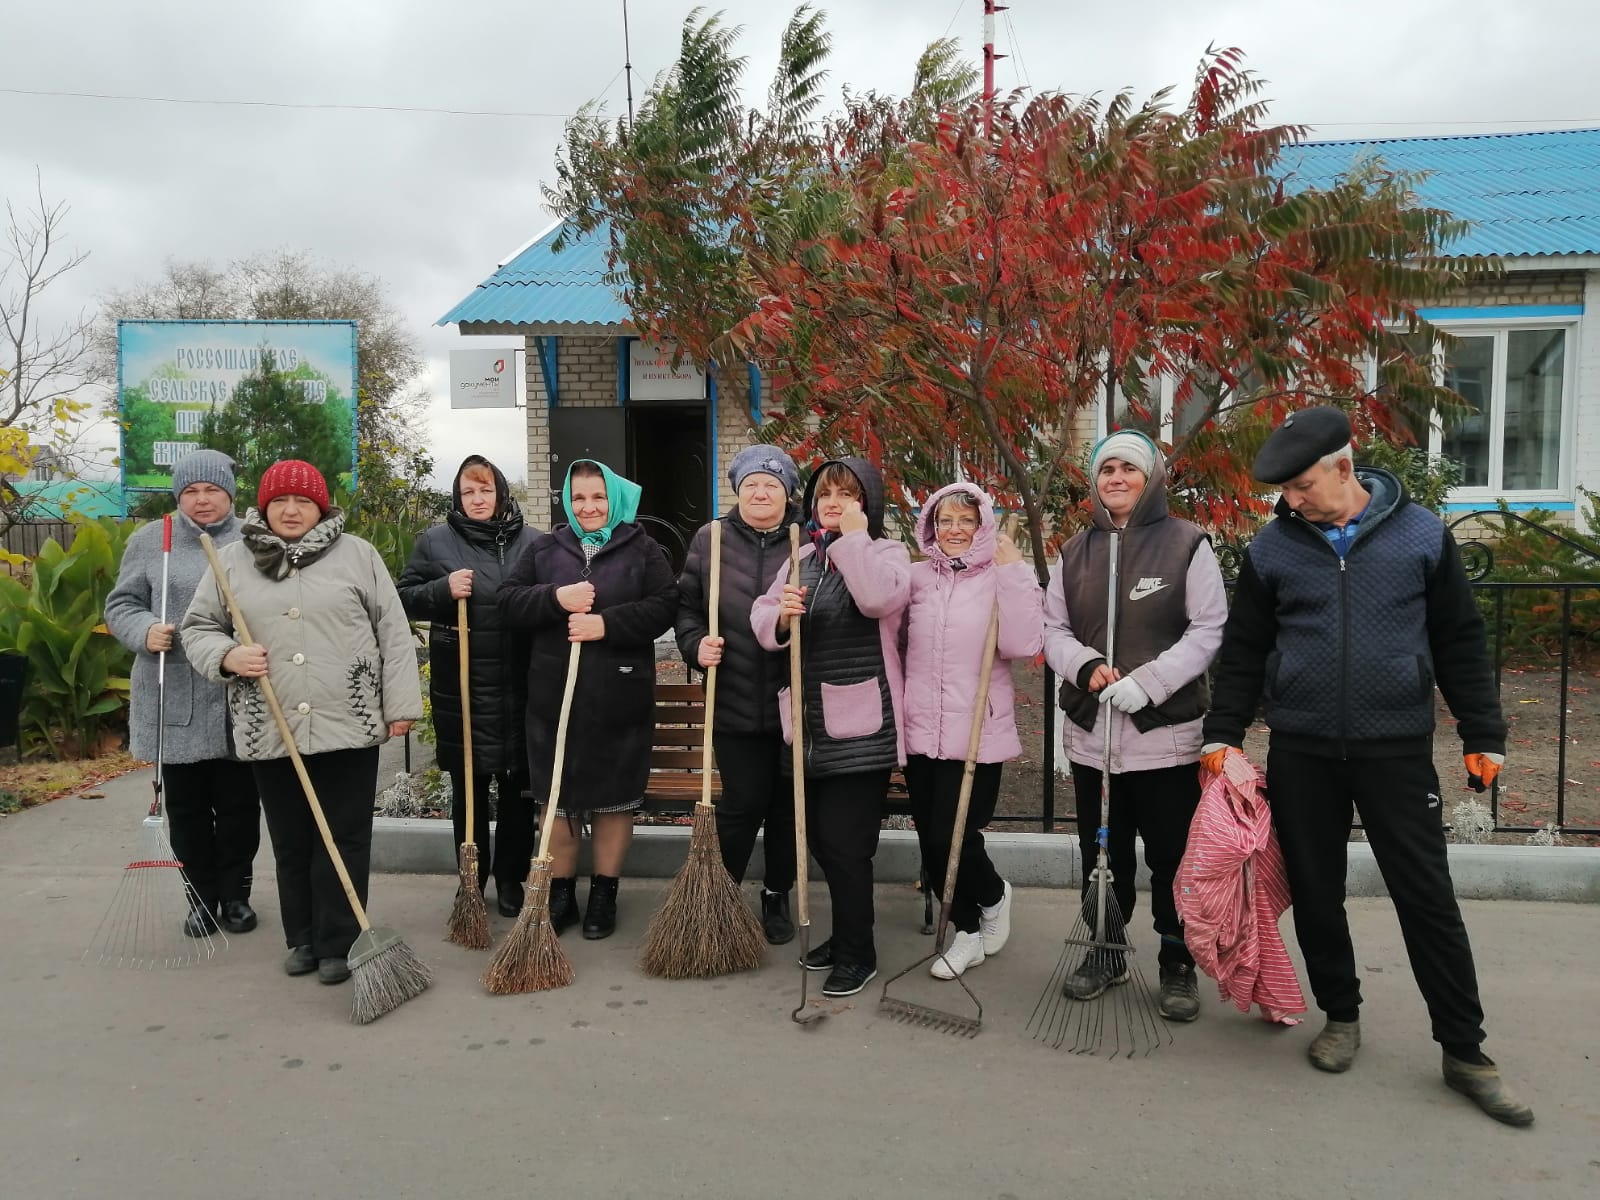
[1443,1053,1535,1127]
[1308,1018,1361,1073]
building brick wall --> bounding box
[1435,272,1588,309]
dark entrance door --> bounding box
[548,407,627,527]
[627,403,708,573]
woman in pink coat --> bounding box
[903,482,1044,979]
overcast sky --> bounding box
[4,0,1595,489]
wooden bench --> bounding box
[644,682,931,929]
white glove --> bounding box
[1098,674,1150,714]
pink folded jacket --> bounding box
[1176,755,1307,1024]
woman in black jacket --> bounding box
[396,455,536,916]
[498,459,677,940]
[674,446,801,945]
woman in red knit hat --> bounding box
[183,459,424,985]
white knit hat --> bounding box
[1091,431,1157,478]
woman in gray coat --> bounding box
[105,449,261,938]
[183,459,423,985]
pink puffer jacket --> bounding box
[902,482,1044,763]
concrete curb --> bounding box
[371,819,1600,903]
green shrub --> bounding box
[1472,494,1600,662]
[1357,443,1463,516]
[0,520,137,759]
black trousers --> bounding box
[806,768,890,970]
[1267,746,1485,1047]
[254,746,379,960]
[713,731,796,892]
[445,768,534,892]
[162,757,261,914]
[1070,761,1198,970]
[905,755,1005,934]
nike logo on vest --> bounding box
[1128,577,1168,601]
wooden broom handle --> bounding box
[457,597,475,845]
[700,520,721,808]
[198,533,373,932]
[938,600,1002,946]
[533,641,583,862]
[787,523,810,927]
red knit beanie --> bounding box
[257,460,331,514]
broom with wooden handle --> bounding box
[446,596,491,949]
[198,532,431,1023]
[640,519,766,978]
[482,640,581,994]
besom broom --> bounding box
[640,518,766,978]
[481,640,582,995]
[198,532,431,1023]
[446,596,491,949]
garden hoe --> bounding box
[878,600,1000,1038]
[1027,527,1169,1058]
[787,523,827,1027]
[641,519,766,978]
[199,533,431,1022]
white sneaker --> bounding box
[979,881,1013,956]
[930,930,986,979]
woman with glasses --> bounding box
[900,483,1042,978]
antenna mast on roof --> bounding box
[983,0,1009,140]
[622,0,636,140]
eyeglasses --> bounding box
[934,516,979,532]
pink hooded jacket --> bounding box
[902,482,1044,763]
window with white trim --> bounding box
[1402,318,1577,499]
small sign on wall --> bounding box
[450,348,518,409]
[629,340,706,401]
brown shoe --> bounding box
[1443,1053,1535,1127]
[1307,1018,1361,1072]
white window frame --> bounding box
[1379,315,1579,503]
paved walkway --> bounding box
[1,767,1597,1199]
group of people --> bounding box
[104,402,1531,1126]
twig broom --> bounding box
[640,519,766,978]
[482,641,581,994]
[199,533,431,1023]
[446,596,491,949]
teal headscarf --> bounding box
[561,459,642,547]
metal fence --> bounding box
[1,519,78,559]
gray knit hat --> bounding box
[727,444,798,495]
[171,448,237,499]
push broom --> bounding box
[787,523,826,1027]
[84,513,225,969]
[446,596,491,949]
[199,533,431,1023]
[640,519,766,978]
[877,597,1000,1038]
[1027,526,1168,1057]
[482,641,581,995]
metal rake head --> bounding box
[877,946,984,1038]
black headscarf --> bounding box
[446,454,525,548]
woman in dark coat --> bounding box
[498,459,677,940]
[396,455,536,916]
[674,446,801,945]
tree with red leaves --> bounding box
[719,49,1482,564]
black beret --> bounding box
[1252,407,1353,484]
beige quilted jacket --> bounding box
[181,534,423,761]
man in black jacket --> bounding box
[675,446,801,944]
[1202,407,1532,1127]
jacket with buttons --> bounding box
[181,530,424,761]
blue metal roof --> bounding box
[437,221,630,328]
[1284,127,1600,258]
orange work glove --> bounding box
[1464,752,1505,793]
[1200,743,1241,776]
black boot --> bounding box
[549,877,579,935]
[761,890,795,945]
[582,874,620,940]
